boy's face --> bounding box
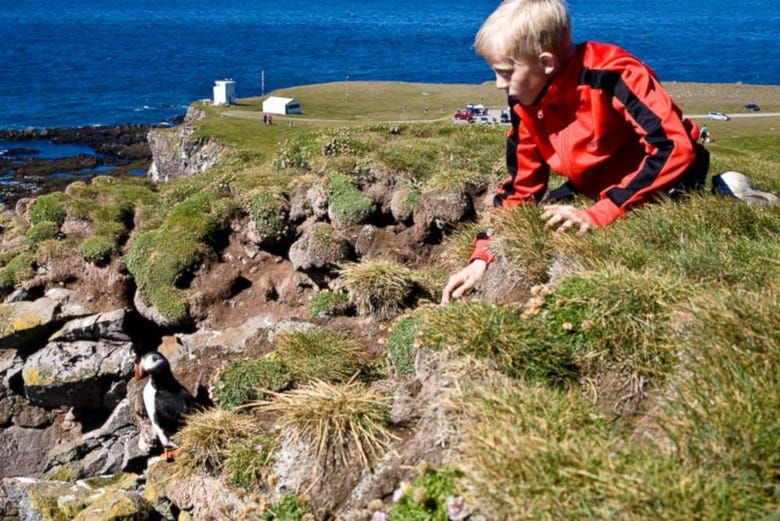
[486,50,555,106]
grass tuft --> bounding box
[339,260,415,317]
[260,492,311,521]
[386,314,425,376]
[420,301,575,383]
[274,329,367,383]
[309,290,351,318]
[25,221,60,250]
[0,252,35,293]
[259,379,396,468]
[173,408,257,476]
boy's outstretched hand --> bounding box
[541,204,593,234]
[441,259,487,304]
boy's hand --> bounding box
[541,205,593,234]
[441,260,487,304]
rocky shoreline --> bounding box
[0,124,159,206]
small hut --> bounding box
[262,96,302,115]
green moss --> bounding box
[29,192,67,226]
[25,221,60,250]
[327,173,374,225]
[261,492,311,521]
[226,435,275,491]
[390,467,461,521]
[275,328,367,383]
[310,290,350,317]
[78,235,117,264]
[0,252,35,293]
[125,191,237,322]
[212,355,292,409]
[248,190,289,242]
[387,314,425,376]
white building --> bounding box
[262,96,302,115]
[213,80,236,106]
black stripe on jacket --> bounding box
[579,68,674,207]
[494,97,523,207]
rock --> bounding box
[2,473,144,521]
[11,399,57,429]
[0,425,57,478]
[22,339,134,409]
[48,309,131,343]
[0,298,60,351]
[43,288,91,319]
[289,179,328,222]
[276,271,315,306]
[146,123,230,182]
[289,223,351,272]
[162,470,244,520]
[73,489,152,521]
[358,164,399,214]
[390,186,417,224]
[0,348,23,388]
[133,289,189,329]
[413,189,472,233]
[3,289,31,304]
[14,198,32,218]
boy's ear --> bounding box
[539,52,558,76]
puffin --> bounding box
[134,351,196,456]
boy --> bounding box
[442,0,708,304]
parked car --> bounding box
[744,103,761,112]
[478,115,491,125]
[708,111,730,121]
[500,111,511,123]
[453,110,474,123]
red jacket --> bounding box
[470,41,699,264]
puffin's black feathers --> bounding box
[151,378,196,437]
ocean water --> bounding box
[1,0,778,129]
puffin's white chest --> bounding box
[143,380,169,446]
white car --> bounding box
[708,111,730,121]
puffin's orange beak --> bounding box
[134,363,143,380]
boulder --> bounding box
[357,164,399,214]
[289,178,328,222]
[1,473,145,521]
[22,339,134,409]
[0,425,58,478]
[48,308,131,343]
[413,189,472,233]
[73,489,152,521]
[45,400,146,480]
[0,298,60,351]
[289,223,351,272]
[133,289,189,329]
[390,186,417,224]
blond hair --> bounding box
[475,0,572,63]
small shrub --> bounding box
[0,253,35,293]
[25,221,59,250]
[339,260,415,317]
[248,190,290,243]
[274,136,313,171]
[212,355,292,409]
[274,329,366,383]
[327,173,374,225]
[420,301,575,383]
[260,380,396,467]
[389,467,461,521]
[28,192,67,226]
[173,409,256,476]
[310,290,350,318]
[411,266,448,302]
[78,235,116,264]
[261,492,311,521]
[226,435,275,491]
[387,314,425,375]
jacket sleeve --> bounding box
[583,60,697,228]
[468,120,549,264]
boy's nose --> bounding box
[495,74,508,90]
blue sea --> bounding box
[1,0,779,129]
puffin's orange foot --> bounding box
[163,447,181,462]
